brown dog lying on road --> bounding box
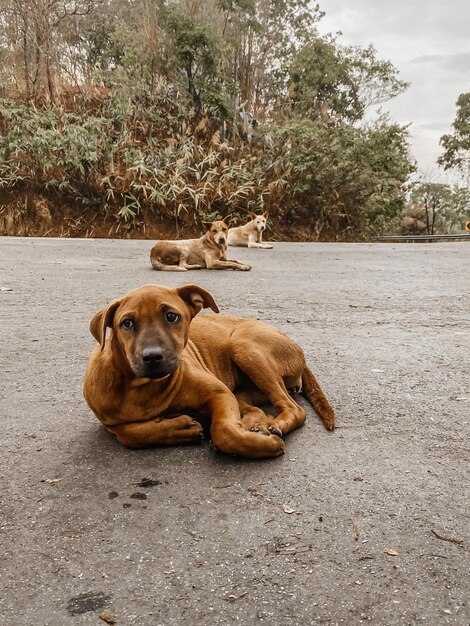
[150,219,250,271]
[83,284,335,459]
[227,212,273,248]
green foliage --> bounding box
[161,5,233,116]
[0,100,110,202]
[0,94,413,238]
[268,115,413,237]
[288,38,358,120]
[438,93,470,178]
[286,40,408,122]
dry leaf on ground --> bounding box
[283,504,296,514]
[99,611,116,624]
[384,549,400,556]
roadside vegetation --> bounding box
[0,0,468,239]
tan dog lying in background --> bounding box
[150,219,250,271]
[227,212,273,248]
[83,284,334,459]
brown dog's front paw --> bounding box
[243,431,285,458]
[238,264,251,271]
[253,432,285,457]
[211,421,285,458]
[168,415,204,443]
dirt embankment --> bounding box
[0,192,329,241]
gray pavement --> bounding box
[0,237,469,625]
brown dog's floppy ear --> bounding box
[222,214,232,226]
[202,220,213,229]
[177,285,219,317]
[89,299,121,350]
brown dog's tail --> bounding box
[301,366,335,430]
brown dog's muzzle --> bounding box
[141,346,174,377]
[131,331,180,379]
[131,348,179,379]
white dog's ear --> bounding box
[177,285,219,317]
[90,299,121,350]
[250,212,257,220]
[263,211,269,218]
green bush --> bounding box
[0,93,413,239]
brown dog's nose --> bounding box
[142,347,164,364]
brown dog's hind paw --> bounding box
[288,386,302,395]
[250,422,283,439]
[268,423,283,438]
[242,408,284,440]
[250,423,271,436]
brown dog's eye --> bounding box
[166,312,180,324]
[121,319,134,330]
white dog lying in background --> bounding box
[227,212,273,248]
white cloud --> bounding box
[317,0,470,179]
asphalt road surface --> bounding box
[0,237,469,625]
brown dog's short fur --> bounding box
[83,284,334,459]
[227,212,273,248]
[150,219,250,271]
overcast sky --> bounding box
[317,0,470,181]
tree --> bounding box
[163,5,227,115]
[286,40,408,123]
[438,93,470,180]
[0,0,93,104]
[404,182,470,234]
[267,114,413,239]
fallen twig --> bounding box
[431,530,463,546]
[351,520,360,541]
[227,592,247,602]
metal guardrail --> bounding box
[373,234,470,242]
